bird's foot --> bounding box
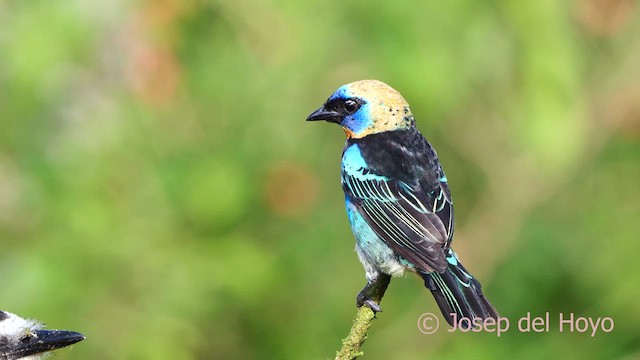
[356,289,383,313]
[355,274,390,313]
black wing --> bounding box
[343,169,453,273]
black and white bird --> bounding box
[0,310,85,360]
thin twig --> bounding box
[335,276,390,360]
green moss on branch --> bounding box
[335,276,390,360]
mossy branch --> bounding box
[335,276,390,360]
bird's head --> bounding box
[306,80,415,139]
[0,310,85,360]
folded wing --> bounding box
[342,169,453,273]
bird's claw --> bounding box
[363,299,383,313]
[356,292,383,313]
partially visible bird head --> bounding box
[0,310,85,360]
[306,80,415,138]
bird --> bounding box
[306,79,497,327]
[0,310,85,360]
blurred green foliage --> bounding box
[1,0,639,359]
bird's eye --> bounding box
[344,99,359,114]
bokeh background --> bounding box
[1,0,639,359]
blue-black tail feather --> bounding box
[421,249,498,327]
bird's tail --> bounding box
[421,249,498,327]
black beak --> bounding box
[306,106,342,124]
[10,329,85,359]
